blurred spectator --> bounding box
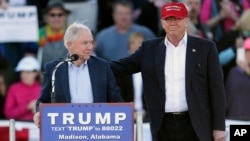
[225,37,250,121]
[0,74,6,119]
[186,0,200,26]
[4,56,41,121]
[0,0,8,9]
[187,21,200,37]
[217,9,250,82]
[37,0,69,70]
[95,0,155,61]
[0,55,13,87]
[234,9,250,62]
[217,32,239,83]
[234,9,250,38]
[0,55,14,119]
[63,0,98,33]
[184,0,212,39]
[95,0,155,102]
[129,32,145,54]
[128,32,144,111]
[128,32,148,120]
[97,0,116,32]
[0,0,41,78]
[97,0,148,33]
[136,0,170,36]
[131,0,147,20]
[200,0,249,42]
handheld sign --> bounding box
[0,6,38,42]
[40,103,134,141]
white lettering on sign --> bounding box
[115,113,126,124]
[47,112,127,125]
[66,126,94,131]
[47,113,59,125]
[96,113,111,124]
[63,113,74,124]
[79,113,91,124]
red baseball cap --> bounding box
[161,2,188,19]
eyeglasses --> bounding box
[48,13,65,17]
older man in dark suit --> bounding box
[110,2,226,141]
[34,22,123,127]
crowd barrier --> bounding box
[0,120,39,141]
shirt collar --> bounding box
[68,60,87,68]
[164,32,188,47]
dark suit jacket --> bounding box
[36,56,123,110]
[110,35,226,141]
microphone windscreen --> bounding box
[70,54,79,61]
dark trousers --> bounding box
[157,112,199,141]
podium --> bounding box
[40,103,134,141]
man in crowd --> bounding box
[95,0,155,102]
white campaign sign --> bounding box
[0,6,38,42]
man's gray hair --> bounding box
[64,22,91,48]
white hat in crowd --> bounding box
[15,56,40,72]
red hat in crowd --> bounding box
[161,2,188,19]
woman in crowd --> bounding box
[4,56,41,121]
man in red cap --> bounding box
[110,2,225,141]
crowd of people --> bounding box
[0,0,250,140]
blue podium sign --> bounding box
[40,103,134,141]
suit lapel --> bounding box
[58,63,71,102]
[155,40,166,95]
[87,57,98,102]
[185,35,199,89]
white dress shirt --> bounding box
[164,33,188,112]
[68,61,93,103]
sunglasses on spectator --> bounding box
[49,13,65,17]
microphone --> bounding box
[63,54,79,62]
[50,54,79,102]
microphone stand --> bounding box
[51,61,66,103]
[50,54,79,103]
